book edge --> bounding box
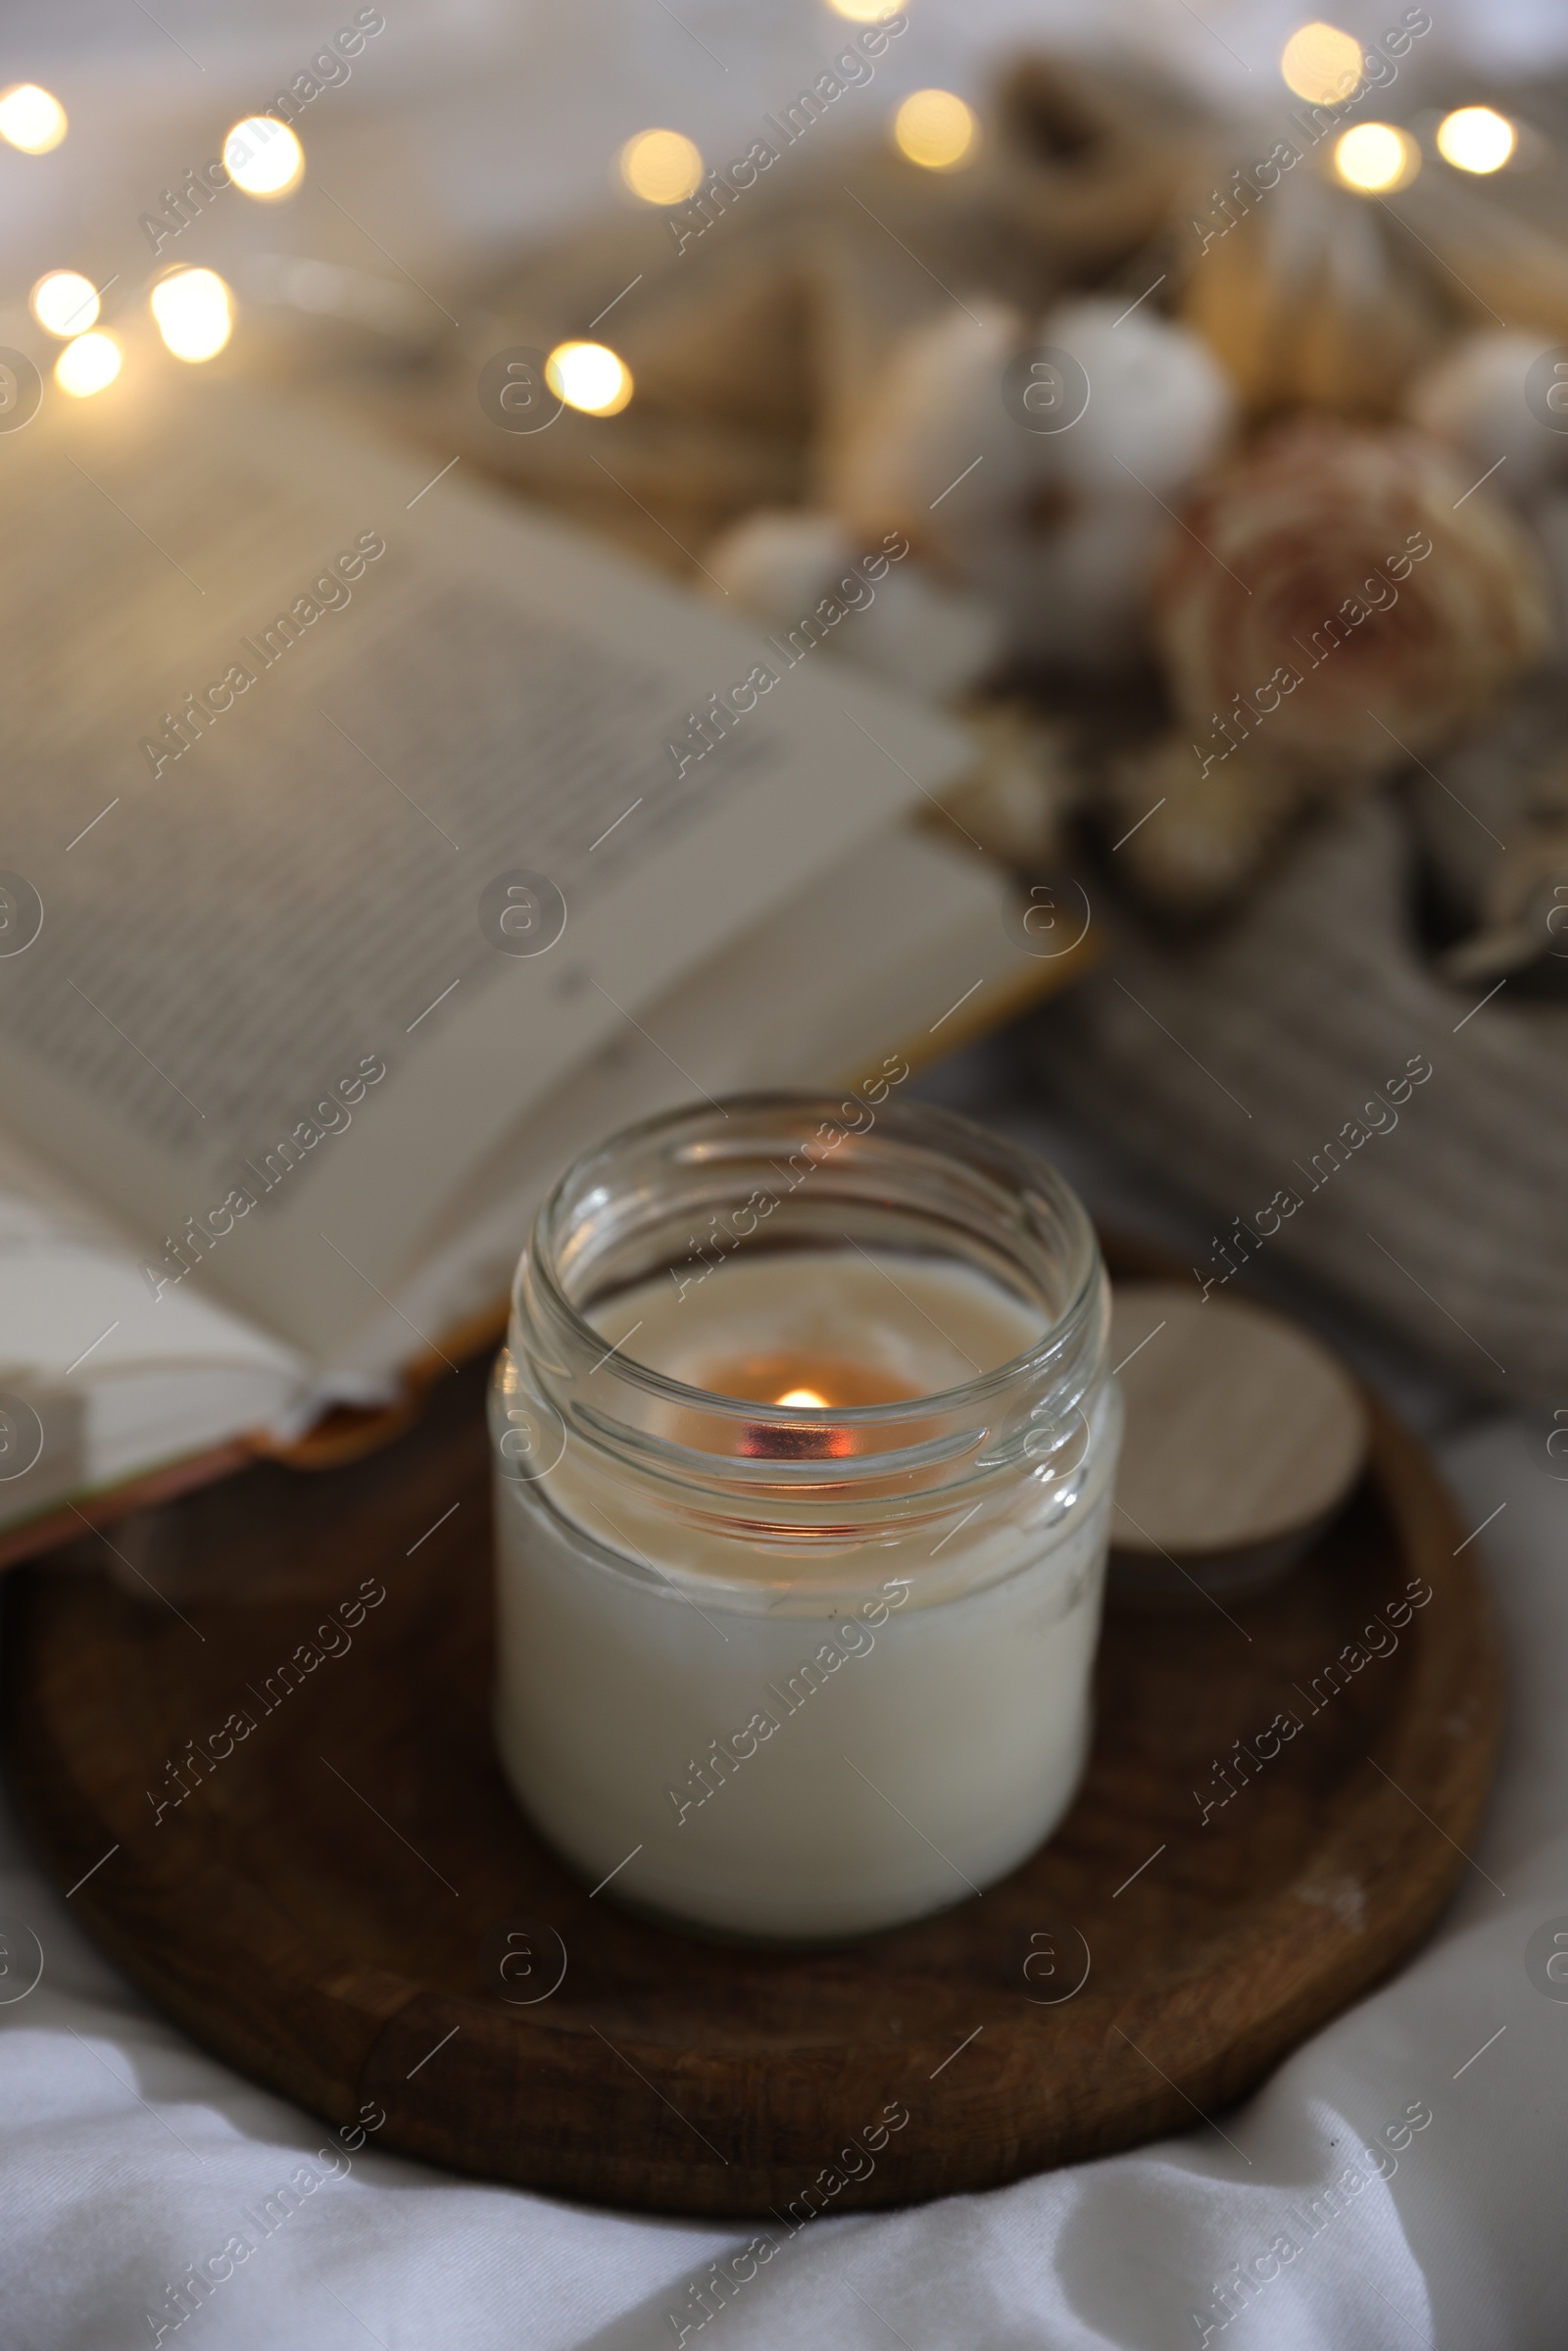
[0,928,1098,1571]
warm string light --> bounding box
[30,269,99,335]
[0,83,67,154]
[151,268,233,361]
[545,340,633,415]
[222,115,305,197]
[619,127,703,205]
[1333,122,1420,192]
[55,332,122,398]
[1437,106,1516,173]
[1280,22,1364,105]
[892,88,977,171]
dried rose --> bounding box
[1151,417,1551,778]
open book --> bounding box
[0,374,1083,1559]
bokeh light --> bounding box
[1437,106,1516,173]
[30,269,100,336]
[55,332,122,398]
[826,0,902,18]
[1334,122,1420,192]
[545,341,633,416]
[151,269,233,362]
[1280,23,1364,105]
[893,89,978,171]
[0,84,67,154]
[222,116,305,198]
[619,127,704,206]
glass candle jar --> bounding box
[491,1092,1121,1943]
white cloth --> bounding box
[0,1409,1560,2350]
[5,4,1568,2337]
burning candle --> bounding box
[492,1095,1121,1941]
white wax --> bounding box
[601,1249,1044,1414]
[493,1250,1119,1940]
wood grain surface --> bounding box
[1108,1282,1369,1556]
[1,1242,1502,2217]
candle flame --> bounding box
[776,1388,829,1409]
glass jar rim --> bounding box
[517,1091,1102,1433]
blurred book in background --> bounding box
[0,380,1086,1560]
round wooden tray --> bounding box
[2,1257,1501,2218]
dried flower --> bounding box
[1152,417,1551,777]
[1104,735,1299,914]
[940,704,1081,867]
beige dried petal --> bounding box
[1107,735,1301,913]
[1151,417,1551,776]
[937,705,1080,867]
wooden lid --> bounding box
[1109,1282,1369,1559]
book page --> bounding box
[318,827,1032,1395]
[0,376,967,1361]
[0,1123,304,1534]
[0,826,1036,1535]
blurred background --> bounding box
[7,0,1568,1430]
[2,0,1564,284]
